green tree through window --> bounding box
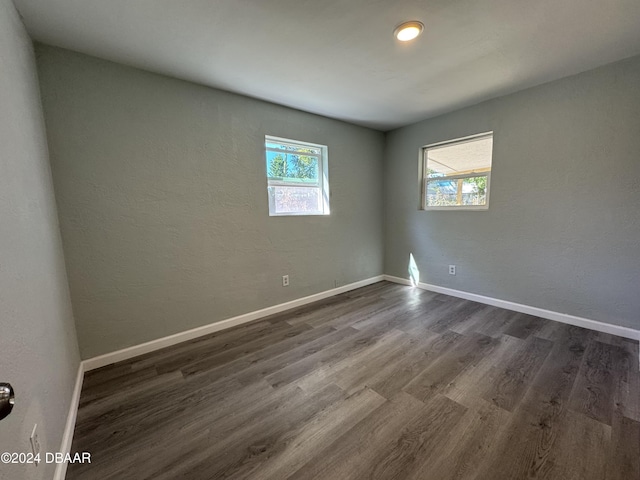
[268,154,286,178]
[268,150,317,181]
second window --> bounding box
[422,132,493,210]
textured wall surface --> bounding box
[0,2,80,479]
[36,45,385,358]
[384,55,640,330]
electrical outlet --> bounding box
[282,275,289,287]
[30,424,40,465]
[448,265,456,275]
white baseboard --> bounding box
[83,275,386,372]
[53,362,84,480]
[384,274,640,342]
[385,276,414,287]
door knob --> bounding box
[0,383,15,421]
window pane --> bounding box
[461,176,488,205]
[427,135,492,177]
[426,179,458,206]
[426,176,487,207]
[268,186,322,214]
[266,151,318,183]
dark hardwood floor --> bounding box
[67,281,640,480]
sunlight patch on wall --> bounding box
[408,253,420,287]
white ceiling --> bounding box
[13,0,640,131]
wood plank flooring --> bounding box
[67,281,640,480]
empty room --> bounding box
[1,0,639,479]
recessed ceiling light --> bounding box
[394,21,424,42]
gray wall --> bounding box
[384,55,640,330]
[36,45,385,359]
[0,2,80,479]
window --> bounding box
[421,132,493,210]
[265,135,330,216]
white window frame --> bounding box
[265,135,330,216]
[421,132,493,211]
